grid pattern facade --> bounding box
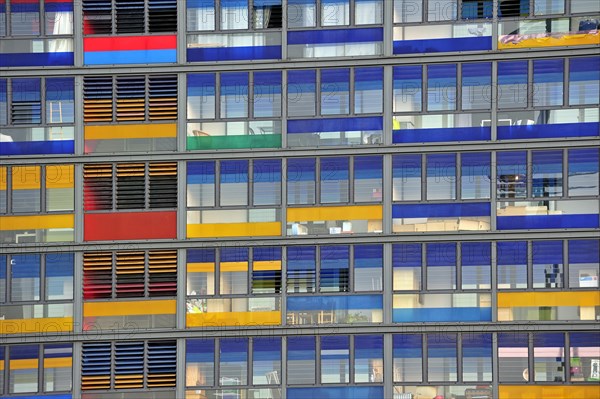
[1,1,599,399]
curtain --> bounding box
[49,12,73,52]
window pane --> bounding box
[534,0,564,15]
[220,160,248,206]
[428,64,457,111]
[498,61,528,109]
[254,71,281,118]
[287,337,316,384]
[187,0,216,31]
[187,74,216,120]
[462,242,491,290]
[569,57,600,106]
[498,333,529,382]
[355,335,383,383]
[428,333,457,382]
[533,59,564,107]
[320,157,349,203]
[356,0,383,24]
[427,243,456,290]
[497,241,527,289]
[253,337,281,385]
[321,336,349,383]
[393,334,422,382]
[497,151,527,199]
[46,253,74,300]
[43,344,72,392]
[532,241,563,288]
[288,70,316,117]
[11,254,41,301]
[9,345,39,393]
[254,0,283,29]
[0,80,7,125]
[220,73,248,118]
[321,69,350,115]
[12,78,42,124]
[320,246,349,293]
[461,152,491,199]
[321,0,349,26]
[355,67,383,114]
[463,333,492,381]
[46,164,74,212]
[427,153,456,200]
[534,333,565,382]
[0,256,6,302]
[462,62,492,110]
[254,159,281,205]
[287,246,316,293]
[252,247,282,294]
[462,0,493,19]
[287,0,316,28]
[570,332,600,382]
[568,240,599,289]
[287,158,316,205]
[393,154,421,201]
[187,161,215,207]
[220,338,248,385]
[186,339,215,387]
[11,2,40,35]
[187,249,216,296]
[532,150,563,197]
[393,66,422,112]
[220,248,248,295]
[393,243,421,291]
[221,0,249,29]
[354,244,383,292]
[568,148,599,197]
[354,156,382,202]
[428,0,457,21]
[394,0,423,22]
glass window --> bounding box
[0,256,6,302]
[427,64,457,111]
[427,243,456,290]
[462,333,492,381]
[393,154,421,201]
[11,1,40,36]
[534,0,564,15]
[11,165,41,213]
[45,78,74,124]
[186,339,215,387]
[355,67,383,114]
[354,155,382,202]
[287,0,316,28]
[252,247,282,294]
[45,164,74,212]
[254,71,282,118]
[461,152,491,199]
[533,59,564,107]
[321,69,350,115]
[568,148,599,197]
[220,160,248,206]
[498,333,529,382]
[187,249,216,296]
[497,151,527,199]
[393,243,422,291]
[461,242,491,289]
[393,334,422,382]
[220,338,247,385]
[187,161,216,207]
[498,61,528,109]
[428,0,457,21]
[462,0,493,18]
[568,240,599,289]
[45,253,74,301]
[11,254,41,302]
[532,150,563,197]
[534,333,565,382]
[0,79,7,125]
[320,157,349,203]
[394,0,423,22]
[220,247,248,295]
[253,159,281,206]
[43,344,72,392]
[220,72,248,118]
[428,333,458,382]
[569,57,600,105]
[287,158,316,205]
[497,241,528,289]
[287,246,316,293]
[532,241,563,288]
[253,337,281,385]
[287,336,316,384]
[321,336,349,383]
[9,345,39,393]
[569,332,600,382]
[221,0,249,30]
[188,74,216,120]
[320,245,349,293]
[253,0,283,29]
[354,244,383,292]
[498,0,530,17]
[321,0,350,26]
[427,153,456,200]
[288,70,316,117]
[12,78,42,124]
[393,66,422,113]
[462,62,492,110]
[571,0,600,13]
[354,335,383,383]
[356,0,383,24]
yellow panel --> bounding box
[499,385,600,399]
[46,164,74,189]
[253,261,282,271]
[187,222,281,238]
[187,262,215,273]
[0,317,73,334]
[220,262,248,272]
[83,299,176,317]
[44,357,73,368]
[0,214,74,230]
[499,32,600,50]
[187,311,281,327]
[12,165,41,190]
[0,360,4,370]
[10,359,39,370]
[0,167,6,190]
[287,205,383,222]
[85,123,177,140]
[498,291,600,308]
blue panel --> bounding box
[497,241,527,265]
[569,56,600,81]
[393,36,492,54]
[221,247,249,263]
[462,333,492,357]
[320,246,349,269]
[497,215,600,230]
[393,65,422,88]
[187,161,215,184]
[392,202,491,218]
[220,160,249,183]
[46,253,74,277]
[355,67,383,90]
[0,52,74,67]
[254,71,282,94]
[533,332,564,348]
[13,78,40,102]
[288,28,383,45]
[287,116,383,134]
[44,344,72,358]
[187,248,216,263]
[287,246,316,270]
[187,0,215,8]
[45,2,74,12]
[321,157,349,181]
[220,72,249,93]
[11,255,41,278]
[287,158,316,181]
[393,126,491,143]
[287,336,315,360]
[498,60,528,84]
[354,244,383,268]
[392,244,422,267]
[253,337,281,361]
[220,338,248,362]
[427,243,456,267]
[498,122,600,139]
[253,247,282,262]
[321,68,350,92]
[462,242,491,266]
[462,62,492,86]
[11,3,39,12]
[0,256,5,279]
[355,156,382,179]
[497,151,526,175]
[287,294,383,311]
[498,333,528,348]
[355,335,383,360]
[46,78,74,101]
[570,332,600,348]
[393,307,492,322]
[84,49,176,65]
[569,148,600,173]
[221,0,248,6]
[569,240,599,264]
[187,73,215,95]
[186,339,214,362]
[534,59,564,83]
[187,46,281,62]
[393,334,422,356]
[322,335,349,351]
[0,140,75,156]
[462,152,491,177]
[532,241,563,265]
[428,334,457,357]
[392,154,421,177]
[254,159,281,183]
[9,345,38,360]
[288,386,384,399]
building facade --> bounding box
[1,1,599,398]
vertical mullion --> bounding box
[528,59,534,108]
[527,241,533,290]
[316,69,322,117]
[456,63,463,112]
[144,251,150,298]
[112,253,116,299]
[40,165,46,214]
[526,150,533,199]
[7,166,12,214]
[456,241,462,291]
[422,334,428,383]
[248,72,254,119]
[248,160,254,209]
[316,336,322,384]
[145,163,150,210]
[215,160,221,208]
[40,253,46,307]
[214,338,220,388]
[456,152,462,201]
[215,73,221,122]
[563,148,569,199]
[145,0,149,34]
[349,68,355,116]
[348,156,354,204]
[112,0,116,35]
[563,58,569,107]
[422,65,428,114]
[215,249,221,296]
[315,245,321,293]
[315,157,321,205]
[457,332,463,383]
[421,243,427,292]
[248,338,253,387]
[349,245,354,294]
[421,153,426,201]
[491,241,498,323]
[349,335,355,384]
[562,238,569,289]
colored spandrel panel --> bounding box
[186,339,215,387]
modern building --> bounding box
[1,1,599,398]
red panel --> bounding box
[84,212,177,241]
[84,35,177,52]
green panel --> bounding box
[187,134,282,150]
